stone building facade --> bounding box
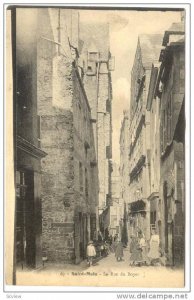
[109,162,123,238]
[98,162,122,239]
[155,22,185,265]
[146,62,162,239]
[119,110,130,240]
[14,8,47,269]
[128,35,163,240]
[14,8,99,265]
[78,22,114,219]
[126,21,185,266]
[120,110,130,206]
[36,8,99,263]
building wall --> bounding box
[16,8,39,147]
[148,95,161,236]
[79,23,113,212]
[130,39,145,121]
[150,97,161,194]
[99,162,122,238]
[15,8,47,269]
[38,52,75,262]
[128,74,151,239]
[120,110,130,205]
[36,8,98,263]
[98,65,111,208]
[146,63,162,238]
[128,35,162,240]
[158,31,185,265]
[72,66,98,263]
[119,111,130,239]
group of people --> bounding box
[86,231,119,266]
[86,229,165,267]
[129,229,165,266]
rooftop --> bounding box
[138,34,163,68]
[162,22,185,46]
[167,22,184,33]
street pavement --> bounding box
[16,248,184,288]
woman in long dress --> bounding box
[147,230,160,264]
[115,240,124,261]
[139,233,149,265]
[129,235,143,266]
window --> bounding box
[87,66,92,72]
[150,211,156,228]
[88,52,98,62]
[79,162,83,192]
[87,61,97,75]
[166,92,173,143]
[84,115,87,137]
[85,147,88,159]
[37,115,41,147]
[106,99,111,113]
[162,109,167,152]
[85,168,88,199]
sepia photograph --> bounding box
[4,3,190,291]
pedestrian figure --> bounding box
[114,233,118,242]
[108,235,113,245]
[97,231,103,242]
[86,240,96,266]
[147,229,160,265]
[100,242,105,257]
[112,237,118,253]
[115,240,124,262]
[129,235,143,266]
[139,232,149,265]
[103,241,109,256]
[93,230,97,242]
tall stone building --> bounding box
[97,162,122,239]
[109,162,123,238]
[14,8,47,269]
[128,34,163,240]
[146,62,162,239]
[119,110,130,240]
[120,111,130,204]
[78,22,114,222]
[14,8,99,266]
[155,21,185,265]
[36,8,99,264]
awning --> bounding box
[129,200,146,215]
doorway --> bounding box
[16,170,36,268]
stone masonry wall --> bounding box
[37,9,76,262]
[159,45,185,265]
[38,54,75,262]
[36,9,99,263]
[40,112,75,262]
[98,70,111,208]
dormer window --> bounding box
[87,66,92,72]
[86,61,97,75]
[88,51,98,62]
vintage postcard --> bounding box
[4,4,190,291]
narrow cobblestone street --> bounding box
[16,249,184,288]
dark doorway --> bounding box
[78,212,88,260]
[163,181,168,253]
[16,170,36,268]
[167,221,174,266]
[90,213,96,240]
